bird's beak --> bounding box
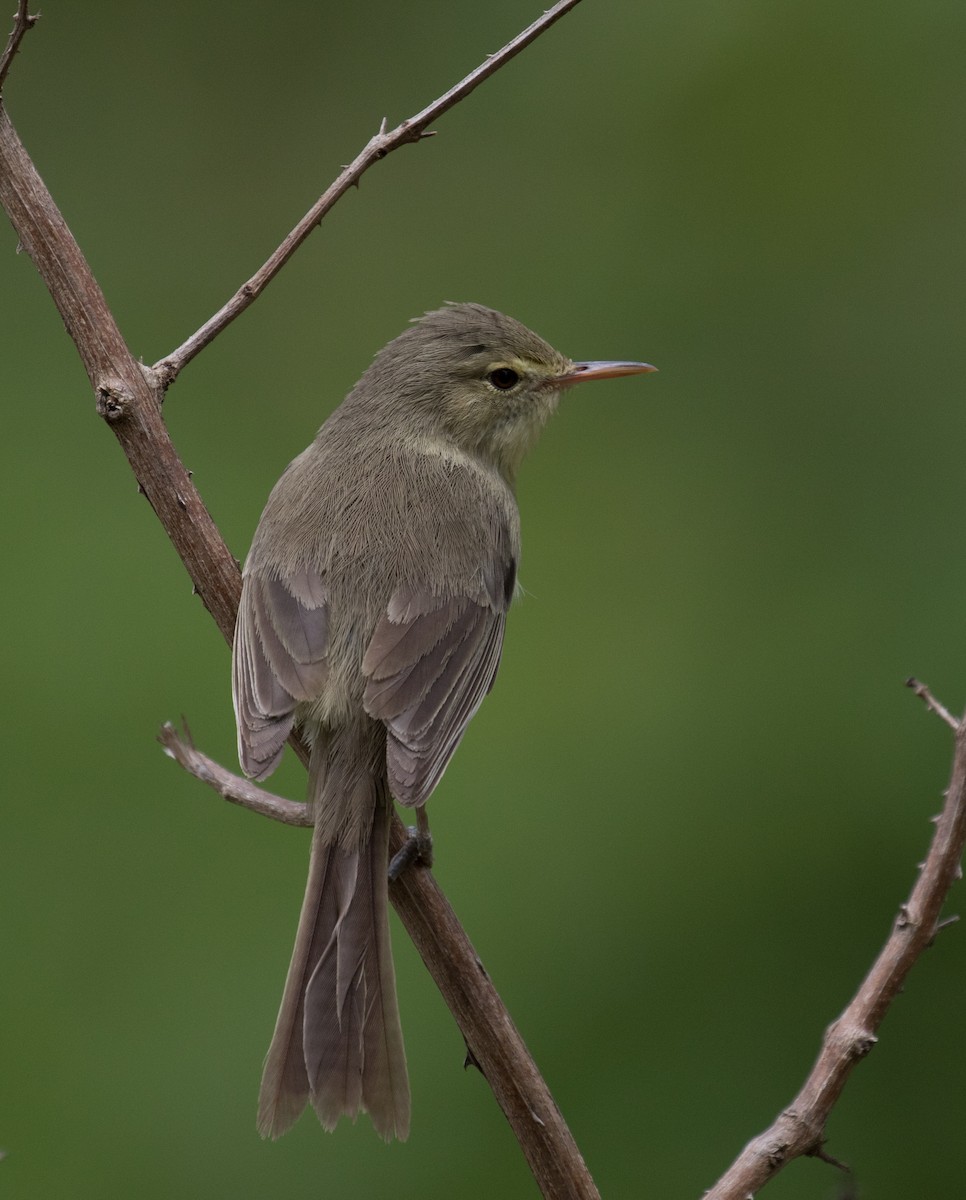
[555,360,658,387]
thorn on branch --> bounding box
[463,1042,482,1073]
[905,677,960,731]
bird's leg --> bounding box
[388,804,434,880]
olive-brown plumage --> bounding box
[231,303,654,1140]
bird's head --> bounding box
[360,302,656,483]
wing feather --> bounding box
[362,572,512,808]
[232,568,330,779]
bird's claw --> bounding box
[388,824,434,881]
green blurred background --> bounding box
[2,1,965,1196]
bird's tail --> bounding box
[256,729,410,1141]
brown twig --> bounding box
[906,676,959,731]
[152,0,583,389]
[0,0,37,96]
[0,8,598,1198]
[705,687,966,1198]
[159,723,313,826]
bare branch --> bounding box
[152,0,583,387]
[159,723,312,826]
[706,697,966,1197]
[906,676,960,731]
[0,0,38,97]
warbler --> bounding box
[232,303,655,1140]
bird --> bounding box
[231,302,656,1141]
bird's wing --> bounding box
[362,559,516,807]
[232,567,330,779]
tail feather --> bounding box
[256,730,410,1142]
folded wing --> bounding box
[362,560,515,807]
[232,567,330,779]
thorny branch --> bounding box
[906,676,959,731]
[151,0,584,389]
[0,0,37,96]
[705,685,966,1198]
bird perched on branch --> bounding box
[231,302,655,1140]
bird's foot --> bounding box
[388,806,433,880]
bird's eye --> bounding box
[488,367,520,390]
